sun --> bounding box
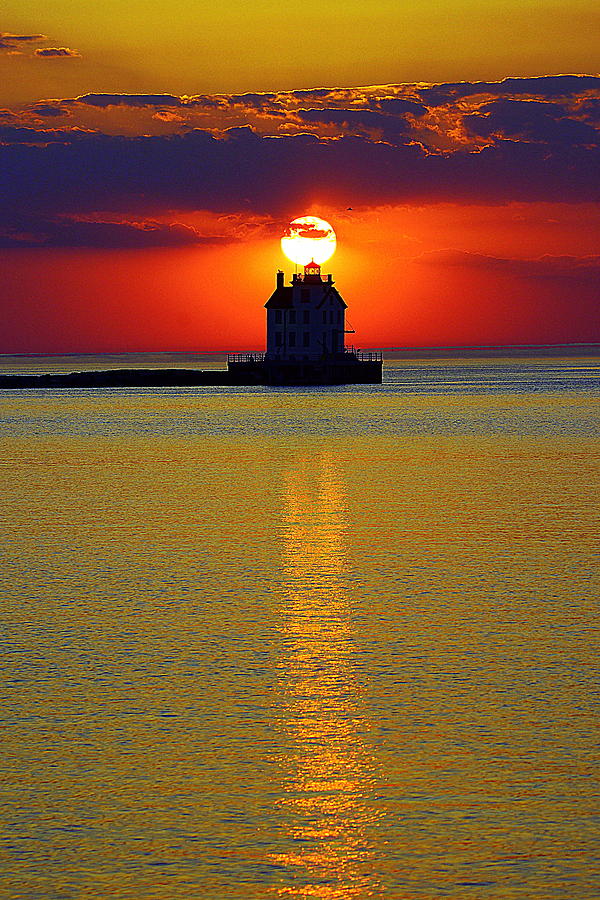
[281,215,336,266]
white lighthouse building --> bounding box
[265,261,347,361]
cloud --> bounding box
[28,103,70,118]
[0,125,598,223]
[1,32,81,59]
[283,88,332,100]
[418,74,600,106]
[72,93,184,108]
[0,125,100,142]
[35,47,81,58]
[16,76,594,154]
[67,90,286,116]
[367,97,427,117]
[294,107,414,144]
[0,76,597,225]
[0,218,231,248]
[464,99,599,145]
[574,98,600,124]
[0,32,46,50]
[224,92,284,112]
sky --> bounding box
[1,1,599,351]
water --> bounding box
[1,357,599,899]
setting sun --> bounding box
[281,216,337,266]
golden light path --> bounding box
[272,453,382,899]
[281,216,337,267]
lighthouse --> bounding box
[265,261,347,362]
[226,217,382,384]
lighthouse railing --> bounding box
[227,352,266,364]
[228,349,382,364]
[343,347,383,361]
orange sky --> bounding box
[2,0,600,105]
[0,5,599,351]
[1,203,598,352]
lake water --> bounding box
[1,356,599,899]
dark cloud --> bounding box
[295,107,413,144]
[225,92,282,110]
[30,77,600,148]
[283,88,332,99]
[0,32,81,60]
[419,74,600,106]
[0,125,100,143]
[72,93,185,108]
[282,87,374,106]
[0,32,46,50]
[367,97,427,117]
[35,47,81,58]
[69,91,285,113]
[183,94,227,109]
[575,98,600,124]
[464,99,599,145]
[29,104,70,118]
[203,93,287,118]
[0,218,229,249]
[0,125,598,224]
[0,76,597,227]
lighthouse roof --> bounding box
[265,285,293,309]
[318,284,347,309]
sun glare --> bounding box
[281,216,337,266]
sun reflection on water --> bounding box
[272,454,382,899]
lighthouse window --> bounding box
[275,331,282,346]
[303,310,310,324]
[301,289,310,303]
[289,310,296,324]
[275,310,282,324]
[303,332,310,347]
[288,332,296,347]
[322,310,327,323]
